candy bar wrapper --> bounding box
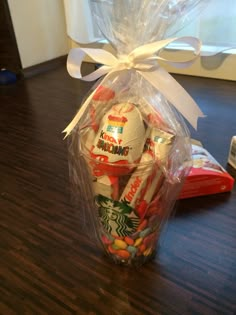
[179,144,235,199]
[66,0,205,267]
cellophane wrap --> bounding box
[68,0,203,267]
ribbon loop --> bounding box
[63,36,205,137]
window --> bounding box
[64,0,236,81]
[166,0,236,80]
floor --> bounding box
[0,64,236,315]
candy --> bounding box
[124,236,134,246]
[108,245,117,254]
[135,167,164,218]
[116,249,131,259]
[119,150,154,209]
[141,168,163,203]
[114,239,128,250]
[134,237,143,247]
[127,245,138,255]
[91,103,146,175]
[130,231,140,240]
[112,243,120,250]
[101,212,160,264]
[138,243,146,254]
[101,235,113,245]
[139,227,152,238]
[143,247,153,256]
[137,219,148,231]
[149,128,175,165]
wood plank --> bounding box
[0,64,236,315]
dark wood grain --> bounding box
[0,0,22,73]
[23,56,67,79]
[0,64,236,315]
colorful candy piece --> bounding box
[137,219,148,231]
[134,237,143,247]
[101,235,113,245]
[114,239,128,250]
[127,245,138,256]
[108,244,117,254]
[124,236,134,246]
[143,247,153,256]
[112,243,120,250]
[139,227,152,238]
[138,243,146,254]
[116,249,131,259]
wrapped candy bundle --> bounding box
[65,0,205,266]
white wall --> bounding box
[8,0,70,68]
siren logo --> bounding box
[96,195,140,237]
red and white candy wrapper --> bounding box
[84,102,146,176]
[93,175,119,200]
[92,103,146,164]
[66,0,206,267]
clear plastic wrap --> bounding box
[66,0,204,267]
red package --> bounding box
[179,144,234,199]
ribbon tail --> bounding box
[140,68,205,129]
[62,89,96,138]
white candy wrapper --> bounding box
[66,0,205,267]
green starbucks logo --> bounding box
[95,195,140,237]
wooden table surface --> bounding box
[0,64,236,315]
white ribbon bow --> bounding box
[63,36,205,137]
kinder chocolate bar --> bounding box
[141,168,163,204]
[90,103,146,175]
[119,151,154,210]
[93,175,119,200]
[135,165,164,219]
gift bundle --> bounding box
[64,0,205,267]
